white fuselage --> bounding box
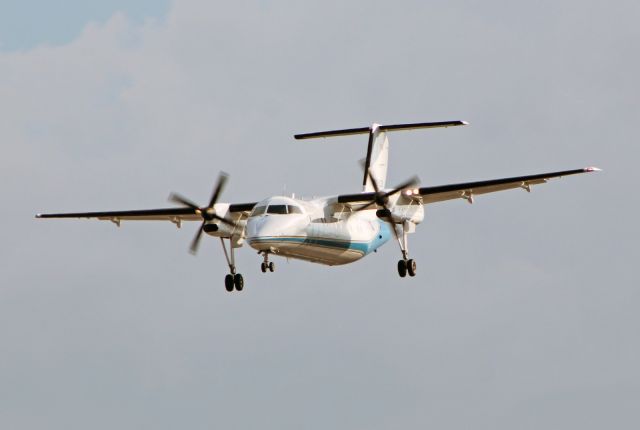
[238,196,423,266]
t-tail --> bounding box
[294,120,468,192]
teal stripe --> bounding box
[249,221,392,255]
[250,236,368,253]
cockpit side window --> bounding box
[287,205,303,214]
[251,206,266,216]
[267,204,287,214]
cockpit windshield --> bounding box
[251,203,305,217]
[267,205,287,214]
[250,204,305,216]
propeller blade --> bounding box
[373,206,401,243]
[173,172,234,255]
[189,221,206,255]
[169,193,200,210]
[354,201,377,212]
[211,213,236,227]
[357,162,414,247]
[366,169,380,193]
[359,160,380,193]
[208,172,229,209]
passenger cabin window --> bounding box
[287,205,303,214]
[267,204,287,214]
[251,206,266,216]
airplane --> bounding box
[36,120,600,292]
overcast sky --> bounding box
[1,1,639,429]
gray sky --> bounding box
[1,0,639,429]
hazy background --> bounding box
[1,1,638,428]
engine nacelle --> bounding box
[203,223,219,233]
[203,219,244,239]
[376,204,424,224]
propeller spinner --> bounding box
[169,172,237,254]
[355,165,419,242]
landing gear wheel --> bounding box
[225,274,234,292]
[268,261,275,272]
[261,262,267,273]
[407,259,417,277]
[397,259,407,278]
[234,273,244,291]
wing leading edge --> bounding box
[417,167,600,204]
[35,203,257,223]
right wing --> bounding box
[35,203,257,223]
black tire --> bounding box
[407,259,417,277]
[234,273,244,291]
[225,274,235,292]
[261,262,267,273]
[268,261,275,272]
[397,259,407,278]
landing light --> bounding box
[403,188,419,196]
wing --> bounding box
[337,167,600,206]
[417,167,600,204]
[35,202,257,224]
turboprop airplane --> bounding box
[36,120,600,292]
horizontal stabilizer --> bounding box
[294,120,468,140]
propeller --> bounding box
[355,165,419,213]
[169,172,237,254]
[356,165,419,242]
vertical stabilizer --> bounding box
[363,124,389,192]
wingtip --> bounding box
[461,120,469,125]
[35,213,42,218]
[584,166,602,172]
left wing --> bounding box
[417,167,600,204]
[337,167,600,206]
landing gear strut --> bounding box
[395,222,417,278]
[221,237,244,292]
[260,252,275,273]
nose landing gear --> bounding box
[260,252,275,273]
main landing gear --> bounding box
[260,252,275,273]
[397,258,417,278]
[395,222,417,278]
[224,273,244,292]
[220,237,244,292]
[219,242,277,293]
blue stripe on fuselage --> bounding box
[248,220,392,255]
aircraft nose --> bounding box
[246,216,286,252]
[246,216,271,238]
[251,216,281,238]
